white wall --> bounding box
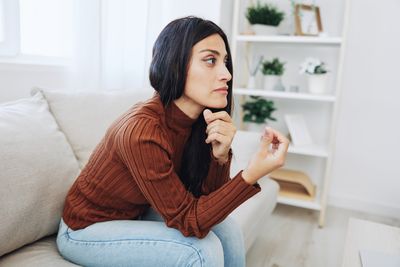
[0,63,68,102]
[328,0,400,218]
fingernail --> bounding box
[203,109,212,118]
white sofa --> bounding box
[0,88,279,266]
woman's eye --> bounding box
[205,58,216,65]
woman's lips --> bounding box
[214,87,228,95]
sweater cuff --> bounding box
[237,170,262,191]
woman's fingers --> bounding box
[205,132,230,144]
[204,109,236,144]
[269,127,289,145]
[206,120,235,136]
[267,129,289,165]
[203,109,232,124]
[258,127,274,155]
[273,133,289,156]
[257,127,289,161]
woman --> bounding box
[57,16,289,267]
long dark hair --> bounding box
[149,16,234,198]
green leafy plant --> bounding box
[246,2,285,26]
[262,58,285,75]
[242,96,277,124]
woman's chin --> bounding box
[207,99,228,109]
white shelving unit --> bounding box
[230,0,350,227]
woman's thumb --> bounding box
[203,109,212,122]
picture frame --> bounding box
[294,4,323,36]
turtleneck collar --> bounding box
[164,98,197,132]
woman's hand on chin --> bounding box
[203,109,236,163]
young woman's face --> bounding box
[181,34,232,113]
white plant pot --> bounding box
[247,75,256,89]
[245,122,266,133]
[252,24,278,35]
[263,75,280,91]
[307,74,329,94]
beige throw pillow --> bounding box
[0,93,80,256]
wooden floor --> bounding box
[246,204,400,267]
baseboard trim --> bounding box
[328,194,400,220]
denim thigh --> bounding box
[57,209,244,267]
[141,208,245,267]
[56,218,223,267]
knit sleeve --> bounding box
[201,149,233,195]
[116,117,261,238]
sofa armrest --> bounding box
[229,177,279,252]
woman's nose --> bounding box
[219,65,232,82]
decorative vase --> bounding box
[247,75,256,89]
[273,77,285,91]
[245,122,266,132]
[252,24,278,35]
[307,73,329,94]
[264,75,280,91]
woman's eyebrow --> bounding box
[199,49,228,58]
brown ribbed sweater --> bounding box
[62,92,261,238]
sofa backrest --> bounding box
[0,93,81,257]
[32,88,154,168]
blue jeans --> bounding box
[56,208,245,267]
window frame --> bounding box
[0,0,20,57]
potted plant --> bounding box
[246,2,285,35]
[300,57,329,94]
[242,96,277,132]
[262,57,285,91]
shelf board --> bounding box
[234,88,336,102]
[235,34,342,45]
[277,196,321,210]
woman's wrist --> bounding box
[242,168,258,185]
[211,149,231,165]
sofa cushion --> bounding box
[0,236,79,267]
[31,88,154,168]
[0,93,80,257]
